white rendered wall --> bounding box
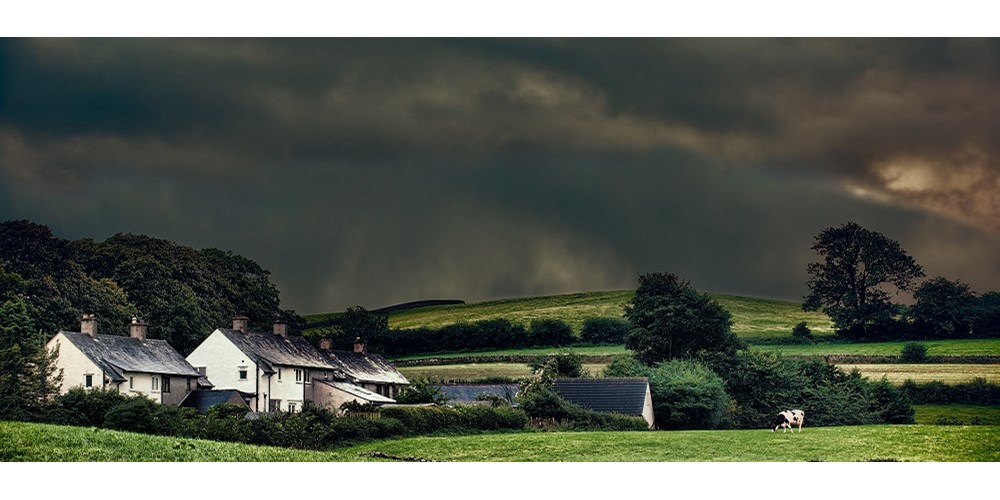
[46,333,105,394]
[186,329,260,405]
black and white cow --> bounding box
[771,409,805,432]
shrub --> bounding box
[602,356,649,377]
[529,352,584,378]
[791,321,813,342]
[199,403,251,443]
[394,381,450,404]
[103,397,158,434]
[901,342,928,363]
[647,360,731,430]
[579,317,630,344]
[53,388,132,427]
[867,378,915,424]
[529,319,576,347]
[517,389,576,421]
[378,405,528,434]
[900,378,1000,405]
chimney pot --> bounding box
[232,316,249,333]
[129,317,148,341]
[80,313,97,337]
[353,337,366,354]
[319,338,332,351]
[273,320,287,338]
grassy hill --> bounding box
[305,290,835,342]
[5,420,997,462]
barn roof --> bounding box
[434,384,520,405]
[58,331,201,381]
[217,328,338,373]
[552,377,650,416]
[179,389,252,413]
[320,350,410,385]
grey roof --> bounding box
[179,390,251,413]
[313,379,396,404]
[218,329,339,374]
[320,349,410,385]
[552,378,650,416]
[434,384,520,405]
[59,331,201,381]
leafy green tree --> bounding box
[910,277,977,339]
[974,292,1000,338]
[0,298,62,421]
[325,306,389,351]
[804,222,924,340]
[623,272,740,364]
[647,360,731,430]
[580,317,630,344]
[528,319,575,347]
[394,380,450,404]
[529,352,584,378]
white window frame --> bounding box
[295,369,302,384]
[152,375,160,392]
[84,374,93,388]
[238,366,248,380]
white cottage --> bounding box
[185,317,408,413]
[46,314,202,405]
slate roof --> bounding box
[217,328,340,374]
[434,384,520,405]
[320,349,410,385]
[58,331,201,382]
[313,379,396,404]
[179,389,252,413]
[552,378,650,416]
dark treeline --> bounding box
[310,308,630,357]
[0,220,300,355]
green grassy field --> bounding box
[839,364,1000,384]
[913,405,1000,425]
[4,421,998,462]
[305,290,835,341]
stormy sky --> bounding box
[1,38,998,314]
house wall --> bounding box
[46,333,107,394]
[268,364,310,412]
[642,385,656,429]
[311,382,369,415]
[186,329,261,408]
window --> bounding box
[186,378,191,391]
[304,370,311,383]
[129,377,133,390]
[197,367,206,376]
[288,402,297,413]
[84,374,93,388]
[162,377,171,393]
[152,376,160,392]
[269,399,281,412]
[239,367,248,380]
[295,369,302,383]
[278,368,282,381]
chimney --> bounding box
[273,320,287,338]
[129,317,148,341]
[353,337,366,354]
[319,338,332,351]
[232,316,249,333]
[80,313,97,337]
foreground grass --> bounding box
[0,421,360,462]
[343,425,1000,461]
[913,405,1000,425]
[5,421,997,462]
[839,364,1000,384]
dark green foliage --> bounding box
[529,319,576,347]
[515,389,648,431]
[910,277,977,339]
[198,403,252,443]
[791,321,813,342]
[378,405,529,434]
[529,352,584,378]
[868,379,915,424]
[517,389,575,421]
[624,272,741,364]
[973,292,1000,337]
[394,380,450,404]
[0,220,294,356]
[646,360,731,430]
[901,342,928,363]
[0,298,61,421]
[579,317,630,345]
[602,356,649,377]
[900,378,1000,405]
[52,388,132,427]
[103,397,158,434]
[803,222,924,340]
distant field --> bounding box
[838,364,1000,384]
[305,290,835,342]
[5,421,998,462]
[754,338,1000,357]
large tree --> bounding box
[624,272,740,365]
[0,298,62,421]
[910,277,978,339]
[803,222,924,339]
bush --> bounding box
[791,321,813,342]
[529,319,576,347]
[647,360,731,430]
[901,342,928,363]
[867,378,915,424]
[394,381,449,404]
[602,356,649,377]
[103,397,158,434]
[378,405,528,434]
[901,378,1000,405]
[517,389,575,421]
[529,352,584,378]
[579,317,630,344]
[53,388,132,427]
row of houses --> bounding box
[46,314,411,414]
[46,314,657,428]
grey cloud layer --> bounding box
[1,39,998,312]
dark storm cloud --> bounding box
[2,38,998,312]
